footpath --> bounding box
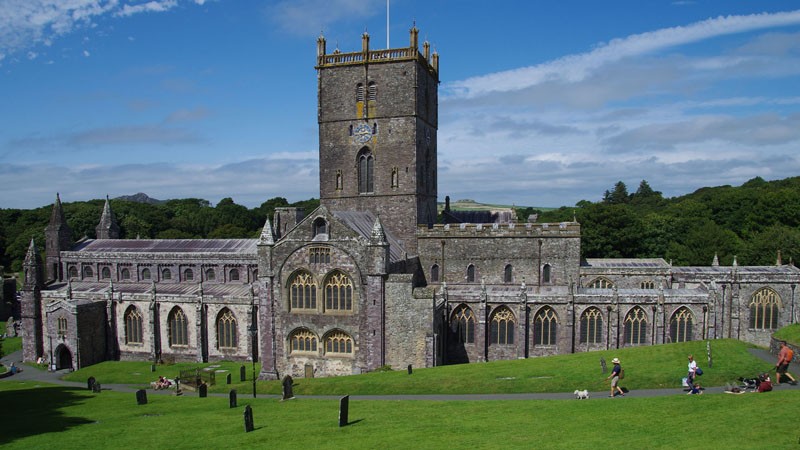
[0,348,794,401]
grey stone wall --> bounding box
[386,274,432,370]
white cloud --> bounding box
[267,0,382,36]
[0,0,206,62]
[83,49,91,57]
[445,10,800,100]
[115,0,178,18]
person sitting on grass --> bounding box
[687,382,702,395]
[757,373,773,393]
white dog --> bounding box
[574,389,589,399]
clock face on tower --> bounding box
[353,123,373,144]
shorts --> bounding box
[611,375,619,387]
[777,363,790,374]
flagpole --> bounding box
[386,0,390,48]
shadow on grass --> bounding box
[0,385,94,446]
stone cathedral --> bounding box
[20,28,800,377]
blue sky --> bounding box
[1,0,799,209]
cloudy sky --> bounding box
[1,0,799,209]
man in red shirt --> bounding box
[776,341,798,385]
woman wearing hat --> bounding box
[606,357,625,397]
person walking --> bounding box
[775,341,798,385]
[606,357,625,397]
[687,354,698,387]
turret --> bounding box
[45,193,72,281]
[95,196,121,239]
[21,239,44,362]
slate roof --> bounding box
[45,280,252,298]
[71,239,257,255]
[332,211,407,263]
[582,258,670,268]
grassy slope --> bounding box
[62,340,776,396]
[1,321,23,360]
[773,323,800,346]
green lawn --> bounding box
[65,340,776,396]
[1,380,798,449]
[4,339,800,448]
[1,321,23,363]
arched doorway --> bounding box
[55,345,73,370]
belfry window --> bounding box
[430,264,440,282]
[504,264,513,283]
[358,150,374,194]
[466,264,476,283]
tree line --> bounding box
[3,176,800,273]
[0,196,319,273]
[518,176,800,266]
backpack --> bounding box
[619,368,625,380]
[787,347,794,362]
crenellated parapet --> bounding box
[417,221,581,237]
[316,26,438,80]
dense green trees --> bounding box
[2,176,798,273]
[534,177,800,265]
[0,196,318,272]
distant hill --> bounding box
[114,193,165,205]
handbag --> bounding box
[695,367,703,376]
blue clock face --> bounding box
[353,124,373,144]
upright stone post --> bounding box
[339,395,350,427]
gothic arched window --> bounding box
[313,218,328,238]
[466,264,476,283]
[624,307,648,345]
[358,149,374,194]
[588,277,613,289]
[452,304,475,344]
[101,267,111,279]
[504,264,513,283]
[83,266,94,278]
[534,306,558,346]
[289,329,318,354]
[289,272,317,310]
[168,307,188,347]
[669,307,694,343]
[161,268,172,280]
[205,268,216,281]
[124,306,143,345]
[229,268,240,281]
[324,330,353,355]
[749,288,781,330]
[579,307,603,344]
[430,264,440,282]
[324,271,353,312]
[141,268,151,280]
[121,268,131,280]
[183,268,194,282]
[490,307,516,345]
[217,308,238,349]
[542,264,552,283]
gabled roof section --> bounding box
[332,210,407,263]
[582,258,670,268]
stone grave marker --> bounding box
[229,389,237,408]
[282,375,294,400]
[87,376,96,391]
[150,364,156,372]
[600,357,607,374]
[407,364,413,375]
[339,395,349,427]
[240,365,246,382]
[199,383,208,398]
[92,382,102,393]
[136,389,148,405]
[243,405,254,433]
[226,373,232,385]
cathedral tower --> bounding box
[45,193,72,281]
[316,27,439,255]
